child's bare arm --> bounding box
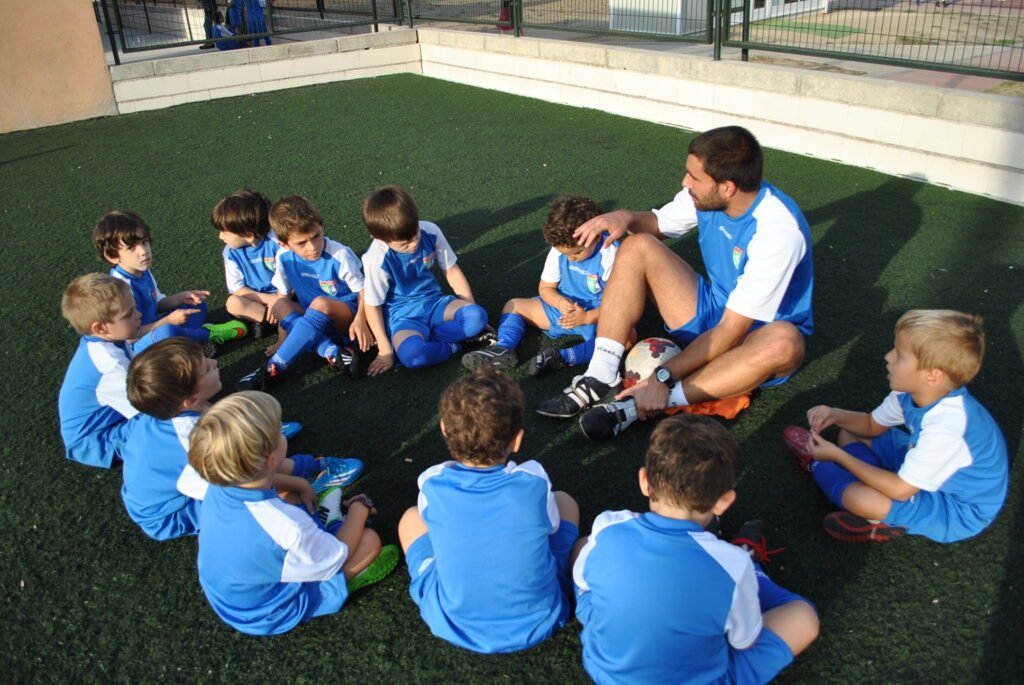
[538,280,574,313]
[272,473,316,513]
[348,292,374,352]
[807,405,887,437]
[443,265,475,303]
[365,304,393,376]
[807,433,919,501]
[335,497,375,548]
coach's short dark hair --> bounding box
[439,368,525,466]
[645,414,737,512]
[688,126,763,192]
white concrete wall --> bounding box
[108,27,1024,205]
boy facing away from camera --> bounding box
[189,391,397,636]
[784,309,1008,543]
[462,195,625,376]
[398,368,580,653]
[58,273,141,468]
[211,189,283,338]
[573,414,819,685]
[93,211,245,354]
[236,195,371,391]
[360,186,490,376]
[122,337,360,541]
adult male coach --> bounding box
[536,126,814,440]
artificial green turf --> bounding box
[1,73,1021,683]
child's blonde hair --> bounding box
[895,309,985,387]
[189,391,281,486]
[61,273,132,335]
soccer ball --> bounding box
[623,337,681,388]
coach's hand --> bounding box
[573,211,631,249]
[615,376,669,420]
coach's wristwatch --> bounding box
[653,366,674,388]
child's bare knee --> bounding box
[309,296,331,314]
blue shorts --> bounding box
[301,572,349,622]
[728,627,794,685]
[666,276,792,389]
[406,520,580,606]
[389,294,456,339]
[67,417,133,468]
[536,297,596,341]
[838,431,982,542]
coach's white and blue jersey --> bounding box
[653,182,814,335]
[121,412,209,541]
[573,511,763,685]
[58,336,138,468]
[271,237,363,309]
[111,266,164,325]
[223,232,279,295]
[414,459,569,653]
[540,233,618,311]
[197,484,349,635]
[872,388,1008,540]
[362,222,457,322]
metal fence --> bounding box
[97,0,1023,79]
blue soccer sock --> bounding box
[279,311,301,334]
[396,336,460,369]
[431,304,487,343]
[495,312,527,350]
[271,308,331,370]
[316,338,340,361]
[560,338,596,366]
[288,453,320,479]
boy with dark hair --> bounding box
[462,195,625,375]
[236,195,371,390]
[785,309,1008,543]
[574,414,819,684]
[211,189,282,337]
[94,210,246,355]
[190,391,397,636]
[122,338,359,541]
[58,273,141,468]
[361,185,490,375]
[397,369,579,653]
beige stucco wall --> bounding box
[0,0,116,133]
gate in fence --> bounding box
[96,0,1023,80]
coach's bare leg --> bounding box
[680,321,805,403]
[595,233,700,344]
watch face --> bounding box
[656,367,671,384]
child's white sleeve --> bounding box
[416,461,455,514]
[507,459,559,533]
[88,343,138,420]
[361,246,390,307]
[896,402,973,492]
[572,510,638,592]
[599,241,619,281]
[270,248,290,295]
[223,246,245,294]
[328,242,365,293]
[540,249,562,284]
[423,222,458,270]
[148,271,166,303]
[725,562,763,650]
[247,498,348,583]
[651,190,699,239]
[176,464,209,501]
[871,391,906,427]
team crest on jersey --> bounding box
[422,252,435,269]
[732,246,743,269]
[263,257,276,273]
[319,279,337,296]
[586,273,602,294]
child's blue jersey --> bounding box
[574,511,763,685]
[362,222,458,322]
[111,266,165,325]
[120,412,209,541]
[197,483,350,636]
[414,459,569,653]
[223,231,279,295]
[271,237,363,309]
[58,336,138,467]
[539,234,618,311]
[653,182,814,336]
[871,388,1008,540]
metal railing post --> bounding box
[142,0,152,34]
[266,0,276,35]
[99,0,120,65]
[713,0,723,60]
[513,0,523,37]
[405,0,414,27]
[371,0,380,32]
[741,0,750,61]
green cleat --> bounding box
[347,544,400,594]
[203,319,248,345]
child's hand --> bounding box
[296,480,316,514]
[349,318,375,352]
[807,405,837,433]
[807,431,845,463]
[558,306,583,329]
[180,290,210,305]
[367,352,394,377]
[557,298,577,315]
[166,308,201,326]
